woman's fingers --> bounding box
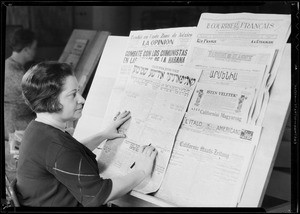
[115,111,121,117]
[113,111,120,121]
[115,113,131,126]
[142,145,156,156]
[144,146,152,155]
[119,110,130,119]
[114,110,130,121]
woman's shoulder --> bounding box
[25,121,78,149]
[23,121,91,156]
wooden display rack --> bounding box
[59,29,110,95]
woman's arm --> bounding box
[104,145,157,204]
[80,131,108,151]
[81,111,131,151]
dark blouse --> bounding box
[16,120,112,207]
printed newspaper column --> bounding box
[155,114,262,207]
[194,12,290,125]
[98,59,201,194]
[101,27,197,129]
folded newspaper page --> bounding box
[185,44,277,123]
[98,59,201,194]
[155,114,262,207]
[192,61,266,123]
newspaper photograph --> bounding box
[188,83,255,123]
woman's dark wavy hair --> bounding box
[10,28,36,52]
[21,61,74,113]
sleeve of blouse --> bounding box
[49,148,112,207]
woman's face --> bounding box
[56,75,85,122]
[24,40,37,62]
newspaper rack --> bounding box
[108,42,291,207]
[74,35,291,207]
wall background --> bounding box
[5,3,291,63]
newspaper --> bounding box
[155,114,262,207]
[196,13,290,48]
[195,12,290,125]
[72,13,290,206]
[101,27,197,128]
[186,45,277,122]
[98,59,201,194]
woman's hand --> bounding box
[133,145,158,178]
[103,145,157,204]
[102,110,131,140]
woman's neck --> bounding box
[35,113,66,132]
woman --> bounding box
[16,61,157,207]
[5,29,38,183]
[5,28,37,141]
